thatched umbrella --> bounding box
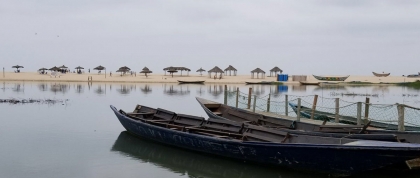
[12,65,23,72]
[58,65,68,69]
[94,65,105,71]
[117,66,131,76]
[196,67,206,76]
[251,68,266,79]
[140,67,152,78]
[166,67,178,78]
[208,66,224,79]
[269,66,283,77]
[75,66,84,69]
[224,65,237,76]
[49,66,60,71]
[38,67,48,74]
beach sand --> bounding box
[0,72,418,84]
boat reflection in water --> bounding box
[111,131,316,178]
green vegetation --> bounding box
[397,80,420,89]
[271,82,283,85]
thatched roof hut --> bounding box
[196,67,206,76]
[208,66,224,79]
[224,65,237,76]
[251,68,266,79]
[93,65,105,71]
[163,66,191,76]
[269,66,283,76]
[140,67,152,78]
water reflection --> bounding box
[50,83,69,94]
[38,83,48,92]
[12,83,24,93]
[140,85,152,94]
[117,84,135,95]
[95,84,105,95]
[164,84,190,96]
[208,85,223,97]
[111,132,315,178]
[75,84,84,94]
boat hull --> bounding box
[111,105,420,176]
[177,80,205,84]
[313,75,349,81]
[373,72,390,77]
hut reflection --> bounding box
[207,85,223,97]
[111,132,306,178]
[292,85,306,92]
[12,83,24,93]
[75,84,84,94]
[163,84,190,96]
[117,84,135,95]
[141,85,152,94]
[38,83,48,92]
[95,84,106,95]
[50,83,69,94]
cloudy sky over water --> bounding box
[1,0,419,75]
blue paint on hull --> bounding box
[110,105,420,176]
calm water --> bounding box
[1,81,420,178]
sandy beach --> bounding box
[0,72,418,84]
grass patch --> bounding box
[397,80,420,89]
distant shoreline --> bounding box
[0,72,418,84]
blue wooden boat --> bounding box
[111,105,420,176]
[196,97,420,144]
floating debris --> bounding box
[0,98,69,105]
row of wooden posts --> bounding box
[223,86,407,131]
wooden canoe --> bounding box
[373,72,390,77]
[177,80,205,84]
[111,104,420,176]
[313,75,349,81]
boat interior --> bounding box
[120,105,397,145]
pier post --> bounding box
[267,94,271,112]
[397,104,405,131]
[364,97,370,124]
[297,98,301,121]
[335,98,339,123]
[357,102,362,125]
[247,88,252,109]
[285,95,289,116]
[235,87,239,108]
[224,85,227,105]
[310,95,318,120]
[253,95,257,113]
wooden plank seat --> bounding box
[242,124,290,143]
[133,105,157,114]
[202,118,244,133]
[186,127,243,138]
[257,118,289,128]
[224,109,261,123]
[153,108,176,121]
[318,124,365,133]
[173,114,205,126]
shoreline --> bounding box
[0,72,419,85]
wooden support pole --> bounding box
[253,95,257,113]
[224,85,227,105]
[357,102,362,125]
[285,95,288,116]
[267,94,271,112]
[235,87,239,108]
[364,97,370,124]
[310,95,318,120]
[335,98,340,123]
[398,104,405,131]
[297,98,301,121]
[247,88,252,109]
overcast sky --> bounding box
[1,0,419,75]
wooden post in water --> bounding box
[335,98,340,123]
[310,95,318,120]
[285,95,289,116]
[247,88,252,109]
[357,102,362,125]
[253,95,257,112]
[235,87,239,108]
[297,98,301,121]
[397,104,405,131]
[364,97,370,124]
[224,85,227,105]
[267,94,271,112]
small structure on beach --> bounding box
[224,65,237,76]
[75,66,84,74]
[208,66,224,79]
[163,67,191,76]
[12,65,24,73]
[165,67,178,78]
[269,66,283,77]
[251,68,266,79]
[196,67,206,76]
[117,66,131,76]
[38,68,48,74]
[93,65,106,74]
[49,66,60,71]
[140,67,152,78]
